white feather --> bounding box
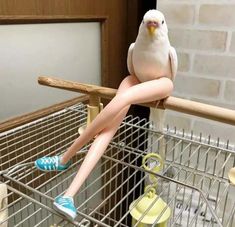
[127,43,135,75]
[169,46,178,80]
[150,107,166,158]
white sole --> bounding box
[53,202,77,221]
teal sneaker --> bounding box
[35,156,71,171]
[53,195,77,220]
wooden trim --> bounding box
[0,95,89,133]
[0,15,107,24]
[38,76,235,126]
[100,17,109,86]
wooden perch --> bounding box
[38,76,235,126]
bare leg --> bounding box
[64,76,140,197]
[61,76,173,165]
[63,77,173,197]
[60,75,140,164]
[64,106,129,197]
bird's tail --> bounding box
[149,107,166,159]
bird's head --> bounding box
[139,10,168,38]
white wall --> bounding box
[157,1,235,143]
[0,22,101,121]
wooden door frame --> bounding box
[0,0,157,131]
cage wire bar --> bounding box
[0,103,235,227]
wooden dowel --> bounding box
[38,76,117,99]
[164,97,235,126]
[89,95,101,107]
[38,76,235,126]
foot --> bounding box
[35,156,71,171]
[53,195,77,220]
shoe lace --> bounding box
[42,156,58,168]
[58,197,73,206]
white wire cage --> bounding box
[0,103,235,227]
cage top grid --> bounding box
[0,103,234,227]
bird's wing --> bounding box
[127,43,135,75]
[169,46,178,80]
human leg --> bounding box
[36,76,173,173]
[60,77,173,164]
[53,77,173,219]
[35,75,139,171]
[64,105,129,197]
[62,77,173,197]
[61,76,140,196]
[60,75,140,164]
[52,76,139,219]
[53,106,129,220]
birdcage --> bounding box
[0,77,235,227]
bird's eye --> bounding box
[162,20,164,24]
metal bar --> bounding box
[6,116,142,189]
[102,153,223,226]
[124,120,235,154]
[1,103,234,226]
[0,96,88,133]
[3,176,110,227]
[0,110,84,162]
[1,123,82,169]
[0,127,81,171]
[225,202,235,227]
[0,106,83,148]
[92,210,128,227]
[79,148,144,212]
[1,119,147,225]
[4,184,74,225]
[164,144,224,225]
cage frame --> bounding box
[0,77,235,227]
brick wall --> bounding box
[157,0,235,143]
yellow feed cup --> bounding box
[129,187,171,227]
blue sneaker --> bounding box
[35,156,71,171]
[53,195,77,220]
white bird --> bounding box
[127,9,178,158]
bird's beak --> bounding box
[147,21,159,36]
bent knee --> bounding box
[160,77,174,96]
[114,92,131,107]
[123,75,140,85]
[117,75,140,94]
